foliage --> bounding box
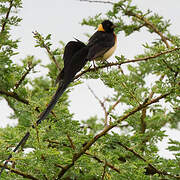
[0,0,180,179]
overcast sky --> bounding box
[0,0,180,158]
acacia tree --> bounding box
[0,0,180,179]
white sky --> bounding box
[0,0,180,158]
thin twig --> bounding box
[55,164,65,169]
[88,86,108,125]
[67,134,76,150]
[85,151,121,174]
[140,108,146,134]
[14,61,36,90]
[46,139,121,174]
[43,43,61,72]
[119,67,141,105]
[32,31,61,72]
[102,160,107,180]
[125,11,170,48]
[140,75,165,151]
[107,98,121,117]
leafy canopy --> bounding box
[0,0,179,179]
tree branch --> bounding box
[47,139,121,175]
[14,61,36,90]
[107,98,121,117]
[117,141,180,179]
[0,164,38,180]
[74,48,180,80]
[0,0,14,35]
[67,134,76,150]
[101,160,107,180]
[32,31,61,72]
[88,86,108,125]
[44,42,61,72]
[85,151,120,174]
[56,91,172,179]
[125,11,170,48]
[0,89,29,104]
[79,0,114,5]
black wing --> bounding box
[64,39,86,68]
[36,43,89,125]
[56,40,86,84]
[86,31,115,60]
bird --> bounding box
[87,20,117,61]
[0,20,117,177]
[35,19,117,126]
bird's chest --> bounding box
[103,40,117,60]
[96,34,117,61]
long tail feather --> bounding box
[0,43,89,178]
[0,131,30,177]
[36,80,70,126]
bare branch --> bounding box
[107,98,121,117]
[88,86,108,125]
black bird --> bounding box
[0,20,117,177]
[87,20,117,61]
[36,20,117,125]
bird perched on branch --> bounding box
[36,19,117,125]
[0,20,117,177]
